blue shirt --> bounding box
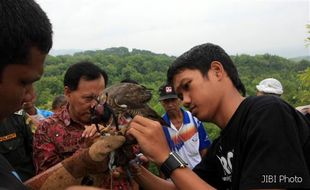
[162,108,211,168]
[36,108,53,118]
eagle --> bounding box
[92,82,165,161]
[94,82,164,128]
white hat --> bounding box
[256,78,283,95]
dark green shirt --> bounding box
[0,113,35,182]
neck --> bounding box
[168,109,183,129]
[213,88,245,129]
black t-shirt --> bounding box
[0,154,27,189]
[305,113,310,123]
[193,96,310,190]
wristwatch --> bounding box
[160,152,187,178]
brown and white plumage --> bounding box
[98,82,165,167]
[100,82,163,123]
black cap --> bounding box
[159,84,178,101]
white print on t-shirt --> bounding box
[217,150,233,182]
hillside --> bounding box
[289,56,310,62]
[37,47,310,110]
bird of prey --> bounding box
[93,82,164,130]
[93,82,165,189]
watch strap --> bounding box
[160,152,187,178]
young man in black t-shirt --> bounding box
[127,43,310,189]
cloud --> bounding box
[37,0,309,58]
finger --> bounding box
[127,121,145,139]
[98,124,105,131]
[88,126,98,137]
[132,115,155,126]
[83,124,95,137]
[82,128,89,138]
[139,155,149,163]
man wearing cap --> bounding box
[256,78,283,96]
[158,84,211,170]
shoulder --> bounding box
[35,114,65,135]
[239,96,309,138]
[241,96,294,116]
[0,114,26,129]
[229,96,305,139]
[245,95,285,107]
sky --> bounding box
[36,0,310,58]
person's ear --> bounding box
[64,86,71,98]
[210,61,224,80]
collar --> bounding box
[162,108,191,127]
[57,104,75,127]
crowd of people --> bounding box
[0,0,309,190]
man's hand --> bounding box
[82,124,102,138]
[127,115,170,165]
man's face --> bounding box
[160,98,181,115]
[0,47,45,121]
[65,75,105,125]
[173,69,220,121]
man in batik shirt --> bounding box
[33,62,107,172]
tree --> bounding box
[297,67,310,105]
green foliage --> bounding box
[148,162,160,176]
[35,76,63,108]
[231,53,310,106]
[35,48,310,177]
[204,123,221,141]
[297,67,310,104]
[36,47,310,140]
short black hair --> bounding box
[0,0,53,74]
[167,43,246,96]
[64,61,108,91]
[120,78,139,84]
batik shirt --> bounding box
[33,106,86,174]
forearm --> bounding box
[134,165,215,190]
[134,166,176,190]
[170,167,215,190]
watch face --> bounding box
[160,152,187,178]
